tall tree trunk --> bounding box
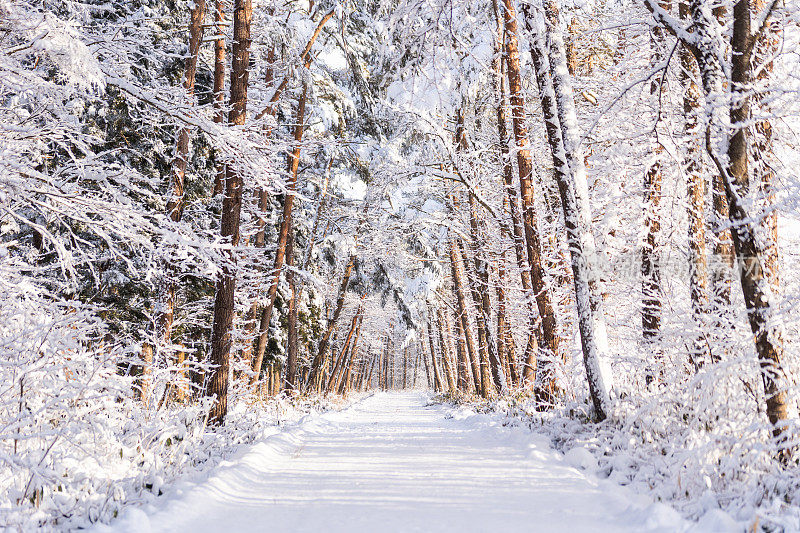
[250,83,308,384]
[680,0,711,364]
[205,0,252,425]
[494,26,538,385]
[142,0,207,402]
[642,10,666,345]
[501,0,561,386]
[212,0,226,196]
[726,0,789,440]
[524,2,615,418]
[751,0,780,291]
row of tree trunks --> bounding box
[139,0,209,404]
[205,0,253,425]
[326,300,365,394]
[645,0,790,448]
[248,8,336,385]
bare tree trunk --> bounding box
[205,0,252,425]
[449,234,482,394]
[501,0,561,385]
[212,0,226,196]
[523,2,615,418]
[642,11,666,345]
[143,0,207,400]
[680,0,711,364]
[250,83,308,384]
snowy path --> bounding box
[106,392,690,533]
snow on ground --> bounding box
[95,391,736,533]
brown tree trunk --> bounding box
[205,0,252,425]
[449,234,482,394]
[502,0,561,379]
[250,83,308,384]
[212,0,226,196]
[496,38,539,386]
[726,0,789,439]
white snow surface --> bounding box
[97,392,728,533]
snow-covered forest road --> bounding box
[102,392,696,533]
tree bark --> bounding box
[502,0,561,382]
[449,234,482,394]
[212,0,226,196]
[205,0,252,425]
[679,0,711,364]
[524,2,615,418]
[284,229,299,391]
[250,83,308,384]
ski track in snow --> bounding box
[99,392,702,533]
